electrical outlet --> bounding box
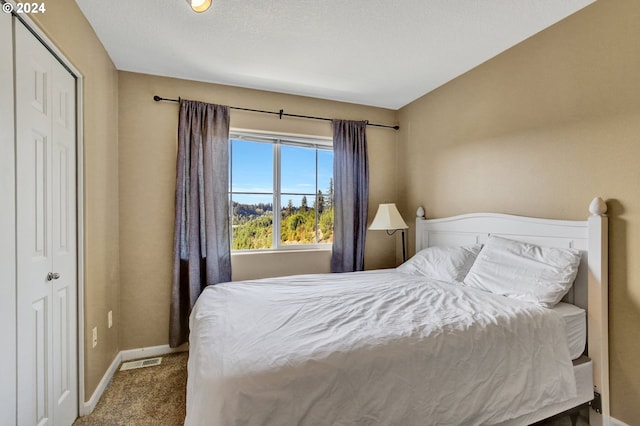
[108,310,113,328]
[92,327,97,348]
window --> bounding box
[229,132,334,251]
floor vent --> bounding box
[120,357,163,371]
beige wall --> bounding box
[397,0,640,422]
[232,250,333,281]
[118,71,398,349]
[30,0,121,401]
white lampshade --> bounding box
[188,0,212,12]
[369,203,408,230]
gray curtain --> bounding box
[170,99,231,348]
[331,120,369,273]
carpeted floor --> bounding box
[74,352,188,426]
[74,351,588,426]
[536,411,590,426]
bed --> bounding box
[185,198,609,425]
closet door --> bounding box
[15,20,77,426]
[50,35,78,426]
[0,9,17,426]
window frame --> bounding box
[229,130,333,252]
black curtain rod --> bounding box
[153,95,400,130]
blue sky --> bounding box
[231,139,333,206]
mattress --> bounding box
[186,270,578,426]
[553,302,586,360]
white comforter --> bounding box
[186,270,576,426]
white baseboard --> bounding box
[120,343,188,362]
[81,351,122,416]
[81,343,189,416]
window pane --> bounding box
[280,195,317,246]
[231,139,273,193]
[317,149,334,244]
[315,190,333,244]
[231,194,273,250]
[228,134,333,251]
[317,149,333,195]
[281,145,316,194]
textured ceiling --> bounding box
[75,0,594,109]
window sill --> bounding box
[231,247,332,256]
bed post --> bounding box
[587,197,609,425]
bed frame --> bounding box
[415,197,608,425]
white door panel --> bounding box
[51,48,78,426]
[16,20,54,426]
[15,19,77,426]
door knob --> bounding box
[47,272,61,281]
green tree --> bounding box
[301,195,308,213]
[289,214,305,231]
[319,207,333,243]
[232,214,273,250]
[316,190,324,215]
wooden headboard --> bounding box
[414,198,609,420]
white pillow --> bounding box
[463,236,581,307]
[397,244,483,284]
